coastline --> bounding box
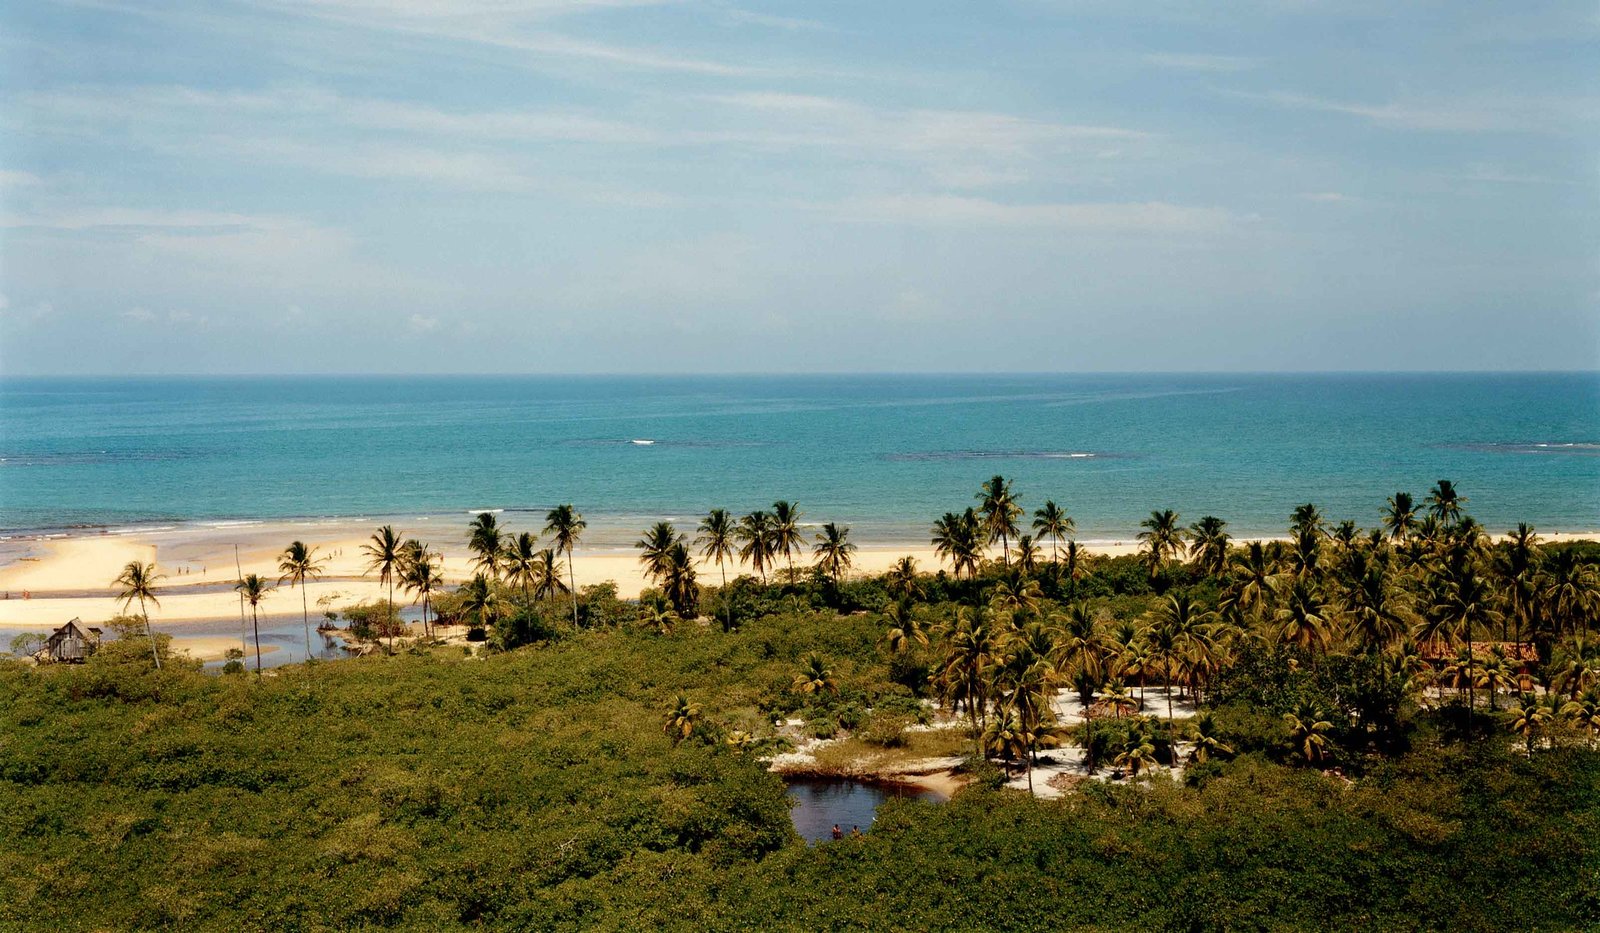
[3,516,1596,638]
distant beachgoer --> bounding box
[850,825,862,838]
[830,824,842,841]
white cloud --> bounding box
[1143,53,1257,72]
[1233,90,1577,133]
[1300,192,1351,202]
[406,313,440,334]
[817,195,1239,232]
[0,171,43,189]
[122,307,157,322]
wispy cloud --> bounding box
[816,195,1239,232]
[1232,90,1575,133]
[1143,52,1257,73]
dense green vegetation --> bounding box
[5,480,1600,930]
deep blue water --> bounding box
[1,373,1596,539]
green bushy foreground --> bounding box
[2,612,1597,932]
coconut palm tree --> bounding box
[660,542,699,619]
[770,500,804,581]
[1136,509,1185,580]
[467,512,504,580]
[736,510,775,582]
[277,540,327,660]
[544,505,585,626]
[812,522,857,587]
[977,475,1022,566]
[696,509,737,631]
[1504,696,1551,753]
[639,594,678,636]
[636,521,685,586]
[887,556,921,602]
[1275,578,1332,656]
[1032,500,1074,565]
[663,694,701,744]
[879,603,929,654]
[1014,534,1041,574]
[1290,503,1325,540]
[532,549,567,600]
[1283,703,1334,764]
[1225,541,1278,624]
[1561,690,1600,744]
[1383,492,1418,541]
[1113,724,1159,781]
[460,573,502,633]
[401,547,443,638]
[1426,479,1466,527]
[1538,549,1600,641]
[112,560,165,669]
[362,525,404,649]
[1189,713,1234,763]
[1188,516,1230,576]
[503,531,541,605]
[235,573,270,673]
[792,654,838,695]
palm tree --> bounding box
[460,573,502,633]
[467,512,505,580]
[1283,703,1333,764]
[1113,724,1159,781]
[1188,516,1230,576]
[112,560,164,669]
[1342,562,1410,654]
[887,556,921,602]
[1014,534,1041,574]
[544,505,585,626]
[696,509,737,631]
[771,501,804,581]
[1504,696,1550,754]
[1290,503,1325,540]
[736,510,774,582]
[977,475,1022,566]
[235,573,270,673]
[1225,541,1278,624]
[1032,500,1074,565]
[792,654,838,695]
[532,549,567,600]
[639,595,678,636]
[362,525,404,650]
[503,531,542,605]
[401,547,443,638]
[277,541,327,660]
[663,694,702,744]
[1383,492,1418,542]
[812,522,857,587]
[1136,509,1185,580]
[660,542,699,618]
[636,521,685,586]
[1189,713,1234,763]
[1426,480,1466,527]
[880,603,929,654]
[1275,578,1332,656]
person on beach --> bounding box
[831,824,842,841]
[850,825,862,838]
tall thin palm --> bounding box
[1188,516,1230,576]
[544,505,586,626]
[467,512,505,580]
[1383,491,1418,541]
[812,522,857,587]
[362,525,404,651]
[977,475,1022,567]
[737,510,774,583]
[1032,499,1073,566]
[636,521,685,586]
[696,509,737,631]
[1426,480,1466,527]
[277,540,327,659]
[235,573,270,673]
[503,531,541,605]
[771,500,804,582]
[1136,509,1185,580]
[112,560,164,669]
[402,543,442,637]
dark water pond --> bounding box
[785,777,944,842]
[198,625,347,670]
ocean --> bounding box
[1,373,1597,543]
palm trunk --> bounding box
[567,550,578,627]
[301,582,311,660]
[720,561,731,632]
[253,606,262,673]
[140,595,161,670]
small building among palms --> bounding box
[39,619,102,663]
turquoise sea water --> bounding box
[1,374,1596,541]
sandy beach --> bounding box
[2,520,1595,639]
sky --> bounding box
[0,0,1596,374]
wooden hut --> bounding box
[40,619,101,663]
